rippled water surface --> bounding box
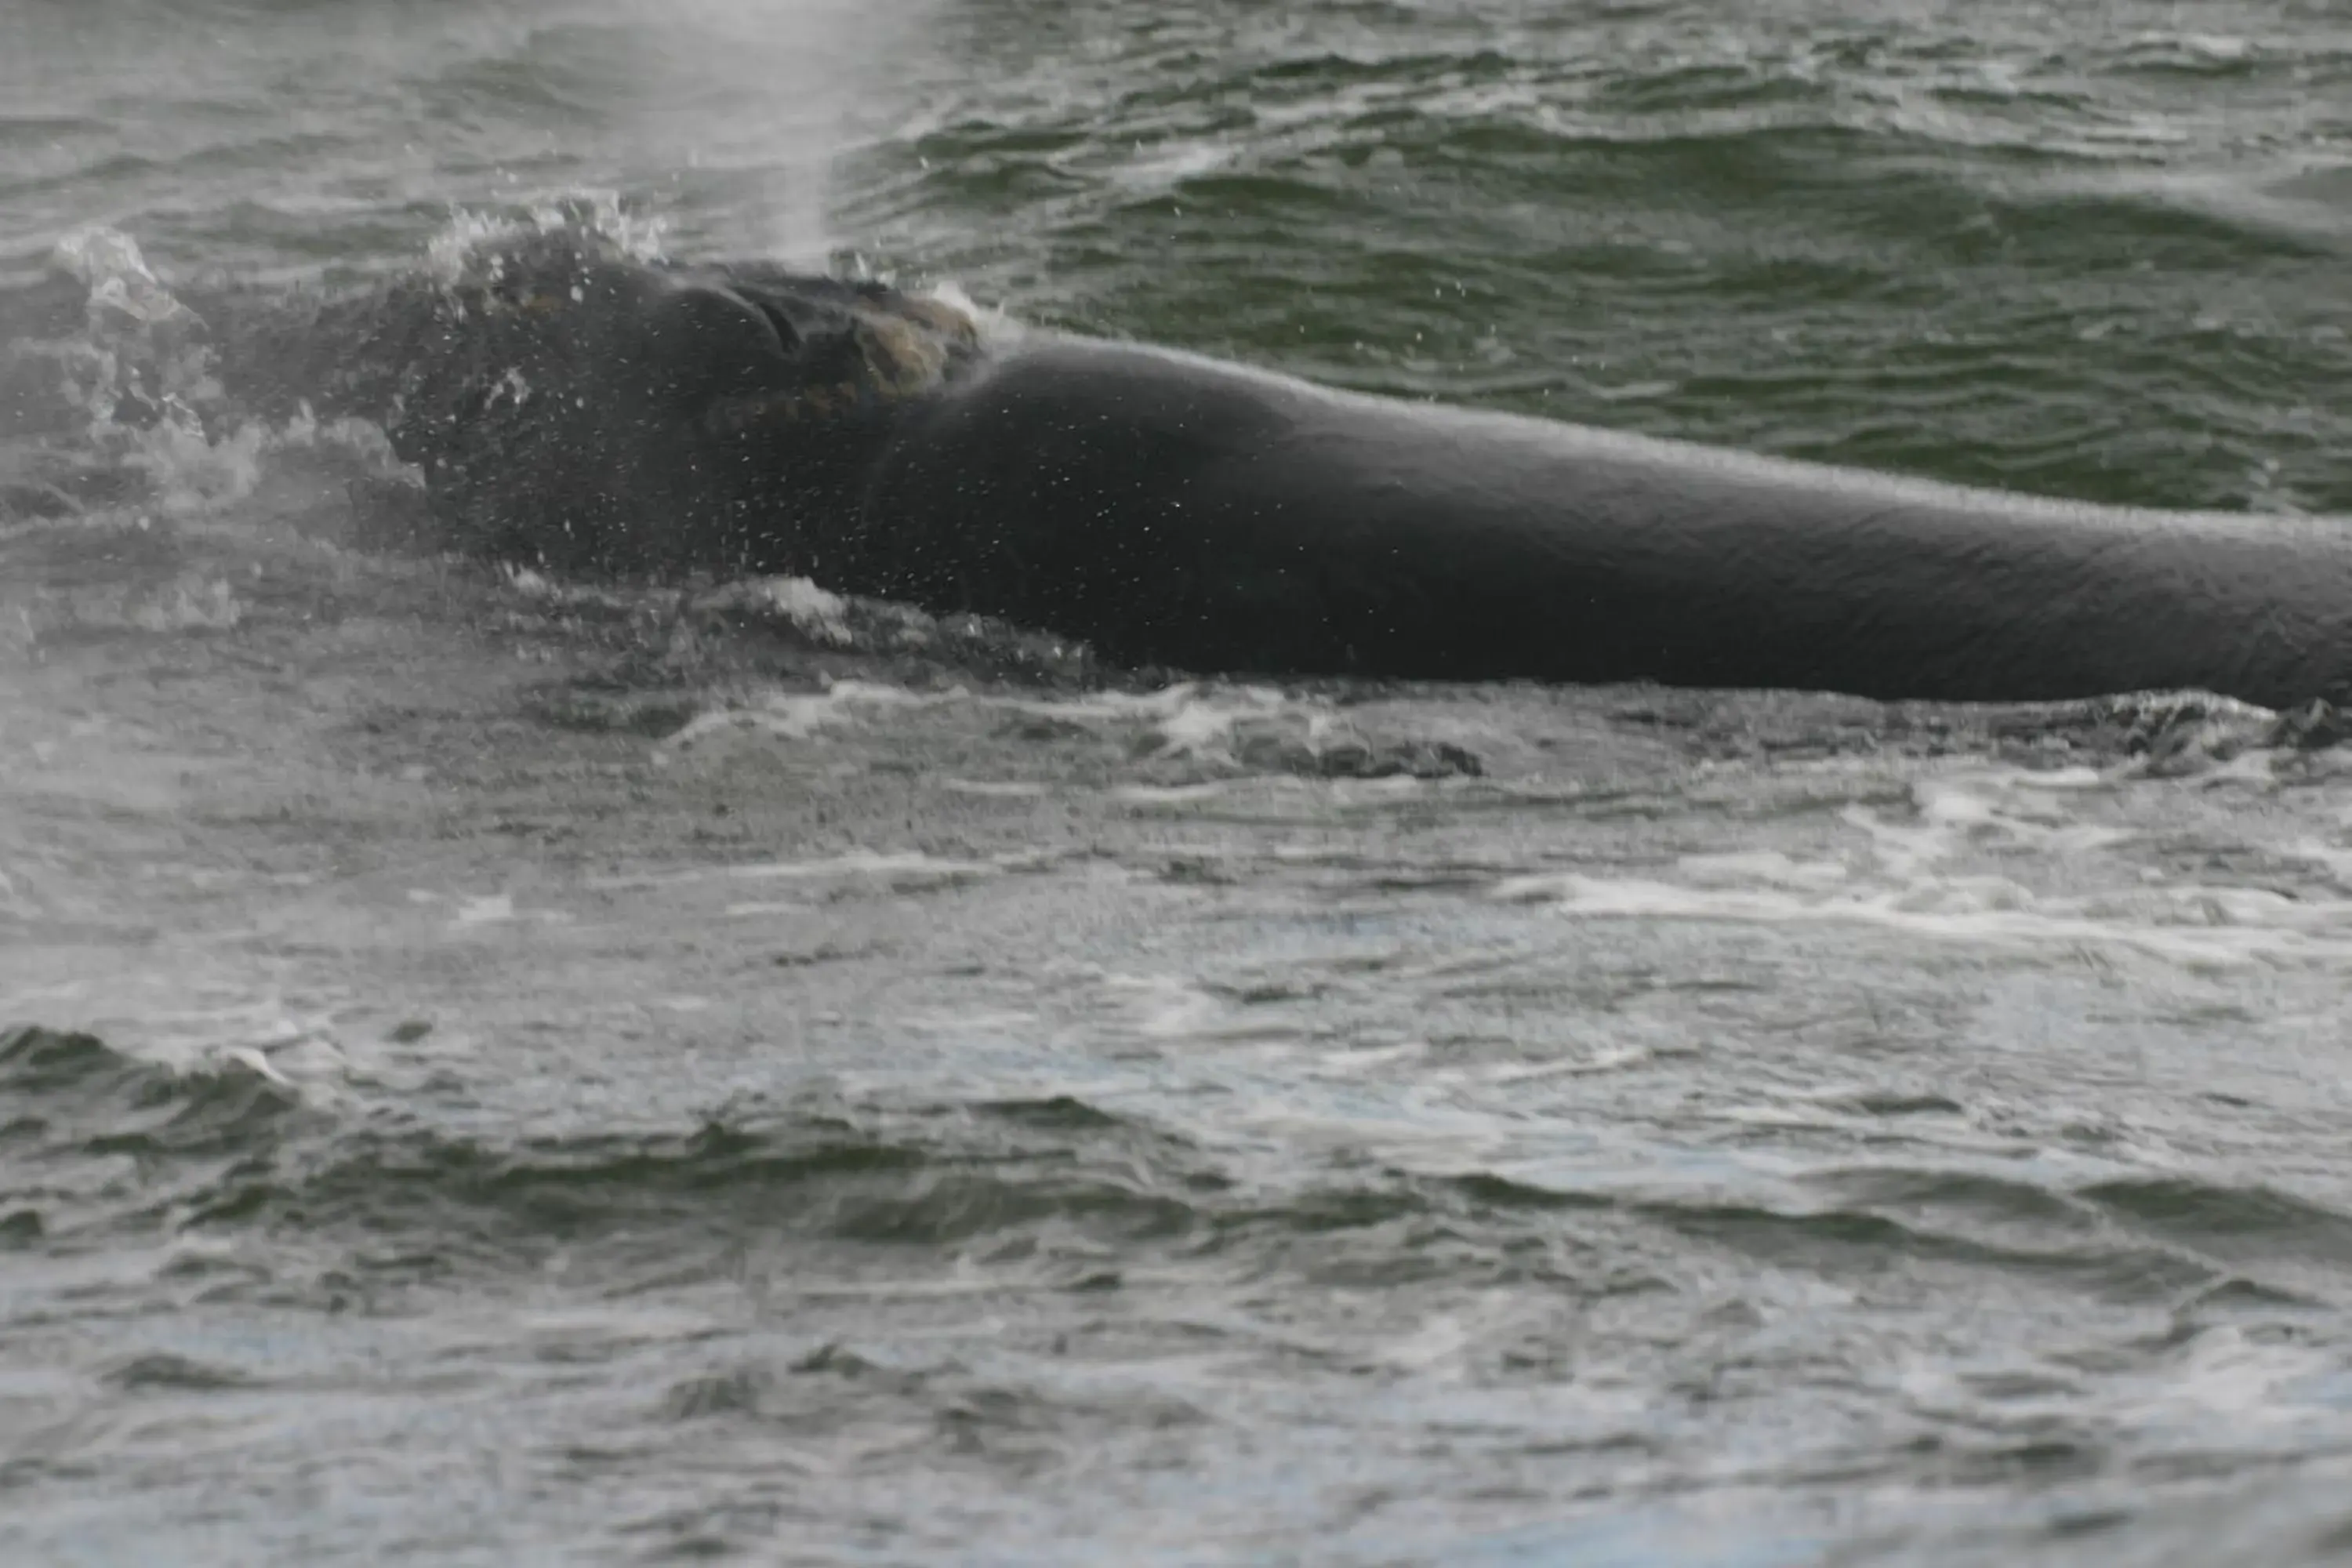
[7,2,2352,1563]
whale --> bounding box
[212,238,2352,710]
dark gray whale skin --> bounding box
[857,338,2352,706]
[208,242,2352,709]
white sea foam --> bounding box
[585,847,1036,895]
[717,848,1000,884]
[1497,759,2352,971]
[663,674,1352,776]
[755,576,854,645]
[452,894,518,927]
[1496,869,2352,967]
[942,779,1050,797]
[662,679,954,747]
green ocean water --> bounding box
[6,0,2350,506]
[6,2,2352,1563]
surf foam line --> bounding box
[1494,869,2352,970]
[658,665,1356,761]
[1496,758,2352,971]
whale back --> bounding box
[864,338,2352,707]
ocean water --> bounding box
[5,2,2352,1563]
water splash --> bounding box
[424,191,670,285]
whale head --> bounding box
[383,235,982,577]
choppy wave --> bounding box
[14,1018,2352,1338]
[11,1017,2352,1563]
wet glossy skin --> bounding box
[292,243,2352,707]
